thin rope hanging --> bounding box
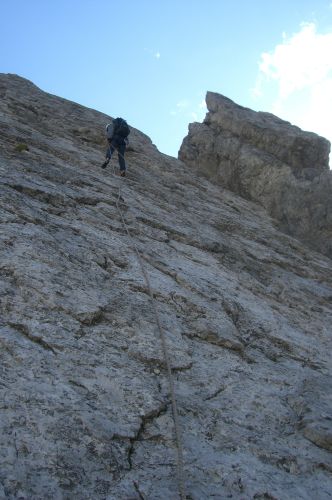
[113,169,186,500]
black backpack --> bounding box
[113,117,130,139]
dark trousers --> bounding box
[106,138,126,172]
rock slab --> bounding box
[0,75,331,499]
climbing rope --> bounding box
[110,162,186,500]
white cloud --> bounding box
[258,23,332,99]
[155,52,161,59]
[253,22,332,159]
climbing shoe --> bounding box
[120,171,126,177]
[101,160,109,169]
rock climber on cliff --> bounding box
[101,117,130,176]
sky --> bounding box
[1,0,332,161]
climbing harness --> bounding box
[109,161,186,500]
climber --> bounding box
[101,117,130,176]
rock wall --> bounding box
[0,74,331,499]
[179,91,332,259]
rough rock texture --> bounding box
[0,74,331,499]
[179,91,332,259]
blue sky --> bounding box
[1,0,332,159]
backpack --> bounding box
[113,117,130,139]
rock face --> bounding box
[179,91,332,259]
[0,74,331,499]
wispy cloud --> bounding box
[176,99,190,109]
[170,96,207,121]
[252,22,332,157]
[144,48,161,60]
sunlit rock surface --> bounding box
[0,75,331,499]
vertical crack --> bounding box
[127,401,169,470]
[133,480,146,500]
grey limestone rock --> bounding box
[0,74,331,499]
[179,91,332,259]
[288,375,332,452]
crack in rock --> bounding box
[8,322,58,354]
[126,401,170,470]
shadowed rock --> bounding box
[179,91,332,258]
